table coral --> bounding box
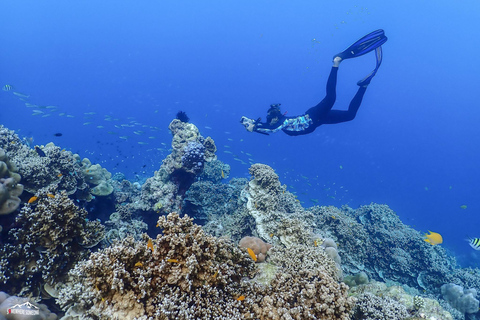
[0,189,104,296]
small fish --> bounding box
[53,133,63,137]
[339,165,343,169]
[204,126,212,129]
[84,112,96,115]
[134,262,144,267]
[97,126,104,129]
[247,248,257,262]
[424,231,443,246]
[83,122,92,126]
[314,239,318,247]
[460,205,467,210]
[269,233,274,237]
[47,194,55,198]
[221,170,225,179]
[138,142,148,145]
[2,84,13,91]
[28,196,38,204]
[147,238,154,251]
[57,173,63,177]
[236,295,245,301]
[66,115,75,118]
[119,136,129,140]
[212,270,219,279]
[34,146,46,157]
[467,238,480,250]
[13,91,30,98]
[167,259,179,263]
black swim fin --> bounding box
[334,29,387,60]
[357,46,383,86]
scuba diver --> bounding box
[240,29,388,136]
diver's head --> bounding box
[266,104,282,125]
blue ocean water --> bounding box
[1,0,479,267]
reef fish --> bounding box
[28,196,38,204]
[460,205,467,209]
[236,295,245,301]
[424,231,443,245]
[247,248,257,262]
[34,146,46,157]
[147,238,154,251]
[467,238,480,250]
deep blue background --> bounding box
[1,1,480,266]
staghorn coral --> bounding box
[58,212,355,320]
[0,189,104,296]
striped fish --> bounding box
[467,237,480,250]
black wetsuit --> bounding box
[254,67,367,136]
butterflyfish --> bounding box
[247,248,257,262]
[147,238,154,251]
[424,231,443,245]
[467,238,480,250]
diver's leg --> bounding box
[305,66,338,120]
[322,86,367,124]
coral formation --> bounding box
[0,189,105,296]
[441,283,479,314]
[140,119,218,214]
[349,281,453,320]
[241,163,313,247]
[81,158,114,196]
[58,212,354,320]
[0,147,23,215]
[0,291,57,320]
[238,236,272,262]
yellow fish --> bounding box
[28,196,38,204]
[147,238,154,251]
[247,248,257,262]
[167,259,179,263]
[221,170,225,179]
[236,295,245,301]
[424,231,443,245]
[134,262,143,267]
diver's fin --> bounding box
[357,46,383,86]
[334,29,387,60]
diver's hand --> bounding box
[240,116,256,132]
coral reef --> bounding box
[81,158,114,197]
[241,163,313,247]
[199,159,230,183]
[308,203,480,295]
[58,212,354,320]
[238,236,272,262]
[140,119,218,214]
[349,281,453,320]
[184,178,249,237]
[441,283,479,315]
[0,147,23,215]
[0,291,57,320]
[0,189,105,296]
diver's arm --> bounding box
[240,116,283,135]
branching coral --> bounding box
[58,212,355,320]
[0,189,104,296]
